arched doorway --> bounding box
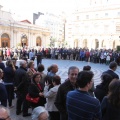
[74,39,78,48]
[1,33,10,47]
[113,40,115,49]
[36,36,41,46]
[102,40,106,48]
[83,39,87,48]
[95,39,99,49]
[21,34,28,47]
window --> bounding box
[95,14,98,18]
[105,13,108,16]
[86,15,89,19]
[118,12,120,16]
[77,16,79,20]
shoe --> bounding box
[16,111,22,115]
[9,105,14,109]
[23,113,31,117]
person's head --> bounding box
[83,65,91,71]
[52,75,61,86]
[19,60,27,68]
[47,66,51,72]
[11,58,17,66]
[109,61,117,71]
[0,105,11,120]
[32,73,42,84]
[0,69,3,79]
[27,60,34,68]
[108,79,120,107]
[6,60,13,67]
[101,73,113,91]
[37,64,45,72]
[77,71,94,90]
[32,106,49,120]
[50,64,58,73]
[68,66,79,84]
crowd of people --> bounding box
[1,47,120,66]
[0,54,120,120]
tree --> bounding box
[49,37,56,47]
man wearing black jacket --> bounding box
[14,60,31,117]
[102,61,119,79]
[54,66,79,120]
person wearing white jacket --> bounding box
[43,75,61,120]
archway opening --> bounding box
[36,36,41,46]
[21,34,27,47]
[74,39,78,48]
[83,39,87,48]
[113,40,115,49]
[1,33,10,47]
[95,39,99,49]
[102,40,106,48]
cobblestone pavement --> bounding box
[10,59,120,120]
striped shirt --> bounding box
[66,89,101,120]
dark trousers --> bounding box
[49,111,60,120]
[5,84,14,107]
[60,113,68,120]
[1,100,7,107]
[16,92,29,114]
[37,59,42,66]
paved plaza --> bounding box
[10,59,120,120]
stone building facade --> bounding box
[66,0,120,50]
[0,5,50,48]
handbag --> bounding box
[26,94,39,103]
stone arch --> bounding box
[83,39,87,48]
[21,34,28,47]
[36,36,41,46]
[1,33,10,47]
[74,39,78,48]
[113,40,115,49]
[95,39,99,49]
[102,40,106,48]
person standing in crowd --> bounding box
[66,71,101,120]
[44,75,61,120]
[14,60,31,117]
[101,79,120,120]
[36,50,43,66]
[3,60,15,108]
[46,64,58,90]
[0,57,5,70]
[28,73,46,109]
[0,105,11,120]
[55,66,79,120]
[37,64,46,86]
[0,69,7,107]
[95,73,113,102]
[29,49,35,61]
[12,58,18,70]
[83,65,95,97]
[32,106,49,120]
[27,60,36,81]
[102,61,119,79]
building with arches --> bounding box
[0,5,50,48]
[65,0,120,50]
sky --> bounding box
[0,0,81,21]
[0,0,120,21]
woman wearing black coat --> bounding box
[101,80,120,120]
[3,60,16,108]
[94,73,113,102]
[28,73,46,109]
